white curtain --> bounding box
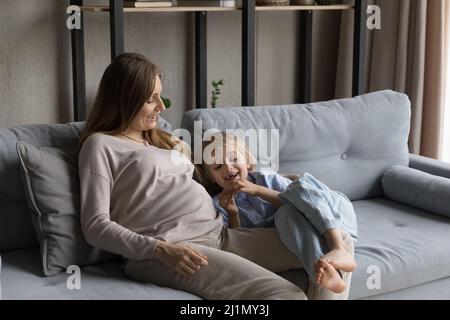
[336,0,448,159]
[442,3,450,163]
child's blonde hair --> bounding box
[194,132,257,195]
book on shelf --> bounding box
[176,0,237,7]
[124,1,173,8]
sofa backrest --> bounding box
[0,119,173,252]
[181,90,411,201]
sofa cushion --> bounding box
[181,90,411,201]
[0,119,172,253]
[382,165,450,219]
[0,248,199,300]
[362,276,450,300]
[16,141,117,276]
[0,122,85,251]
[349,198,450,299]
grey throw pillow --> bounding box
[16,141,117,276]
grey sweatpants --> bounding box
[123,227,354,300]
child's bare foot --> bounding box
[321,247,356,273]
[315,259,346,293]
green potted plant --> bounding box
[161,96,171,109]
[210,79,224,108]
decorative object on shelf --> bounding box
[124,1,173,7]
[290,0,315,5]
[210,79,224,108]
[256,0,289,6]
[177,0,236,7]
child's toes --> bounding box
[316,268,324,284]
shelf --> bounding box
[256,5,353,11]
[71,0,367,118]
[81,6,238,12]
[81,4,354,13]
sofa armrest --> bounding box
[409,153,450,179]
[382,165,450,219]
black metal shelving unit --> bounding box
[70,0,367,121]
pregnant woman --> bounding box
[78,52,354,300]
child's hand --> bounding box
[218,190,239,216]
[225,179,260,196]
[218,190,241,228]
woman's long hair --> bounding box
[80,52,179,150]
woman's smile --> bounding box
[145,114,159,122]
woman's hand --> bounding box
[225,179,260,196]
[154,241,208,277]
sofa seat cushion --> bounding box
[0,248,199,300]
[4,198,449,300]
[350,198,450,299]
[363,276,450,300]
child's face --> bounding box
[206,150,250,189]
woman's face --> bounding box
[128,76,165,132]
[206,150,250,189]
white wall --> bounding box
[0,0,343,129]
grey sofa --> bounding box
[1,90,449,299]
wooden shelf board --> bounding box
[81,4,354,13]
[81,6,238,13]
[256,4,354,11]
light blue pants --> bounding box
[275,173,358,278]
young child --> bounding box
[195,132,358,294]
